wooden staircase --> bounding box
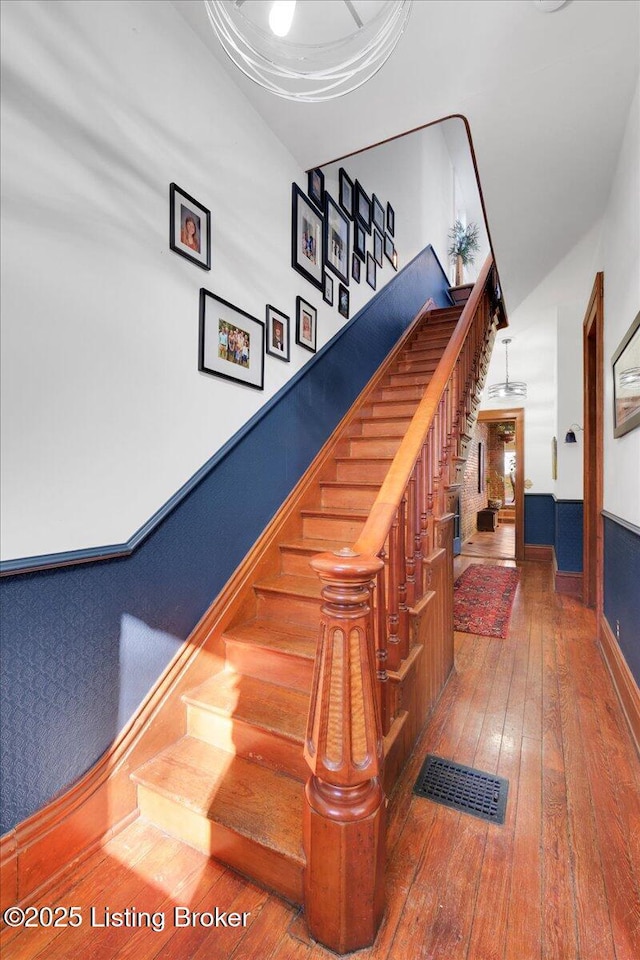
[130,307,463,906]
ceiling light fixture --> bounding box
[488,338,528,401]
[204,0,413,102]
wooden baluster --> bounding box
[375,552,390,734]
[398,496,409,660]
[387,511,401,671]
[420,442,429,586]
[405,471,416,609]
[414,455,424,600]
[305,549,386,954]
[426,423,435,555]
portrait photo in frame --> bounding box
[387,201,395,236]
[296,296,317,353]
[355,180,372,233]
[338,284,349,320]
[352,253,361,283]
[291,183,324,290]
[354,222,366,261]
[384,232,395,265]
[374,229,383,267]
[169,182,211,270]
[324,194,350,286]
[612,310,640,438]
[308,167,325,211]
[323,271,334,306]
[366,252,376,290]
[265,304,290,362]
[199,289,264,389]
[372,194,385,235]
[339,167,354,219]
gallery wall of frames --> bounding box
[172,168,398,393]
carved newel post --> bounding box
[304,548,386,954]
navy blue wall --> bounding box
[603,514,640,686]
[524,493,583,572]
[0,246,451,834]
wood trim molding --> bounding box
[524,544,554,562]
[599,615,640,757]
[583,273,604,613]
[555,571,583,600]
[0,296,436,906]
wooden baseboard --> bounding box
[599,616,640,757]
[555,570,583,600]
[524,544,554,562]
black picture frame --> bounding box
[366,252,376,291]
[354,222,366,261]
[307,167,325,211]
[352,253,361,283]
[296,296,317,353]
[374,229,383,267]
[265,304,290,362]
[372,194,385,234]
[323,271,334,306]
[355,180,372,233]
[387,202,395,237]
[291,183,324,290]
[199,289,264,389]
[324,193,350,286]
[339,167,354,219]
[612,310,640,438]
[169,182,211,270]
[338,284,349,320]
[384,233,394,264]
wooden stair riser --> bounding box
[387,370,438,387]
[358,418,411,438]
[375,382,425,401]
[320,483,380,510]
[348,436,402,457]
[186,706,308,781]
[302,512,366,541]
[136,785,304,904]
[394,358,437,375]
[335,458,393,482]
[256,589,322,627]
[224,636,314,692]
[371,400,421,418]
[406,339,450,355]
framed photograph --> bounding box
[291,183,324,290]
[323,271,334,306]
[296,296,317,353]
[372,194,385,234]
[339,168,354,219]
[169,183,211,270]
[612,310,640,438]
[366,252,376,291]
[354,222,366,261]
[384,233,394,265]
[374,229,383,267]
[265,304,290,362]
[308,167,325,211]
[324,193,350,285]
[199,289,264,389]
[352,253,361,283]
[355,180,371,233]
[387,201,395,237]
[338,283,349,320]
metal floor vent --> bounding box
[413,755,508,825]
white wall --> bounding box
[0,0,378,560]
[599,76,640,528]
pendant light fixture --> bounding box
[488,338,527,401]
[204,1,412,102]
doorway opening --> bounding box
[459,408,525,561]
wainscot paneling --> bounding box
[603,512,640,687]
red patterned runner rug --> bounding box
[453,564,520,638]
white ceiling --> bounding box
[172,0,639,313]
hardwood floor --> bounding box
[462,523,516,560]
[4,558,639,960]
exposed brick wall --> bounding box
[460,421,489,544]
[487,424,506,503]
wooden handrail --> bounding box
[354,254,493,557]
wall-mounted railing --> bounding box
[303,255,499,953]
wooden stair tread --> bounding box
[224,619,317,659]
[133,738,304,863]
[185,671,308,742]
[280,535,348,553]
[300,506,369,519]
[319,480,382,489]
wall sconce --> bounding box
[564,423,583,443]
